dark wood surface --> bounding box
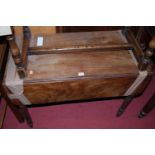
[20,28,146,105]
[139,93,155,118]
[22,27,29,70]
[24,49,139,105]
[3,27,154,127]
[58,26,124,33]
[0,39,8,80]
[24,76,136,104]
[6,36,26,78]
[0,41,25,124]
[0,43,7,69]
[133,73,153,95]
[116,95,134,117]
[0,42,8,128]
[25,50,138,81]
[0,99,7,128]
[28,30,128,54]
[125,30,144,70]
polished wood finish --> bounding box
[0,41,25,123]
[29,26,56,35]
[140,49,154,71]
[24,46,139,105]
[18,103,33,128]
[28,30,129,54]
[0,85,25,123]
[116,95,134,117]
[125,30,144,70]
[125,27,153,71]
[0,42,7,76]
[6,36,26,78]
[29,43,132,55]
[3,27,154,127]
[24,76,136,104]
[22,27,29,70]
[0,99,7,128]
[26,51,138,81]
[13,26,56,36]
[7,28,152,106]
[149,36,155,49]
[0,42,8,127]
[138,34,155,118]
[13,26,23,36]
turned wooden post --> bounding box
[22,26,31,70]
[117,27,153,117]
[18,103,33,128]
[138,93,155,118]
[139,49,154,71]
[116,95,134,117]
[6,36,26,79]
[138,35,155,118]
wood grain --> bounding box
[29,26,56,35]
[28,30,128,53]
[13,26,56,51]
[13,26,56,36]
[22,38,28,69]
[6,37,26,78]
[24,76,137,104]
[0,99,7,128]
[0,40,25,123]
[125,30,144,70]
[24,49,140,104]
[13,26,23,36]
[29,43,133,55]
[6,37,22,67]
[25,50,138,81]
[10,27,151,106]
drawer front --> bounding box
[23,76,136,104]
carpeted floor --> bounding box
[2,72,155,129]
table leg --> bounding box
[138,93,155,118]
[116,95,134,117]
[19,104,33,128]
[0,85,25,123]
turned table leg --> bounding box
[138,93,155,118]
[18,104,33,128]
[8,103,25,123]
[1,85,33,127]
[0,85,25,123]
[116,95,134,117]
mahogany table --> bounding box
[2,26,154,127]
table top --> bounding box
[26,50,139,82]
[25,30,138,82]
